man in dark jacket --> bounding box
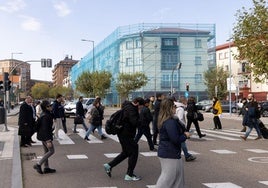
[73,96,88,133]
[18,96,35,147]
[153,93,165,145]
[103,97,144,181]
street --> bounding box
[9,108,268,188]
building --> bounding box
[52,55,78,87]
[216,42,268,101]
[70,23,216,105]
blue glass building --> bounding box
[70,23,216,105]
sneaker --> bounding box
[240,135,247,141]
[124,174,141,181]
[101,135,107,140]
[199,134,206,138]
[185,155,196,162]
[84,136,90,141]
[255,136,262,140]
[103,163,111,177]
[33,164,43,174]
[44,168,56,174]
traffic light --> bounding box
[41,58,52,68]
[0,81,3,90]
[186,83,189,91]
[5,80,11,91]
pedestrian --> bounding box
[153,93,165,145]
[60,99,68,134]
[73,96,88,133]
[52,94,64,139]
[212,97,223,130]
[84,100,107,140]
[33,100,56,174]
[240,93,262,140]
[155,98,190,188]
[18,96,35,147]
[35,101,42,118]
[103,97,144,181]
[174,96,196,162]
[238,98,248,132]
[148,95,155,115]
[134,98,156,151]
[186,96,206,138]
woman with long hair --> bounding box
[155,98,190,188]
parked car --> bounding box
[64,98,95,117]
[196,100,212,110]
[259,101,268,117]
[203,100,238,113]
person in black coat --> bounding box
[134,98,156,151]
[18,96,35,147]
[186,96,206,138]
[153,93,165,145]
[103,97,144,181]
[73,96,88,133]
[33,100,56,174]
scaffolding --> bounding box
[70,23,216,105]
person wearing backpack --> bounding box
[103,97,145,181]
[240,93,262,140]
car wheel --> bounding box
[262,110,268,117]
[231,108,237,113]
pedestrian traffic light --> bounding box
[5,80,11,91]
[186,83,189,91]
[0,81,3,90]
[41,58,52,67]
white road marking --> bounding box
[210,150,237,154]
[259,181,268,185]
[140,152,157,157]
[67,154,88,159]
[203,182,242,188]
[104,153,120,158]
[77,129,103,143]
[245,149,268,153]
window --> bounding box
[126,58,133,66]
[126,41,133,49]
[241,62,246,72]
[195,56,201,65]
[195,74,202,83]
[195,39,202,48]
[219,53,224,60]
[162,38,177,46]
[161,74,170,88]
[162,51,178,70]
[135,39,141,48]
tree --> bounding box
[31,83,50,99]
[49,86,73,99]
[115,72,148,100]
[75,71,112,98]
[203,67,229,100]
[233,0,268,82]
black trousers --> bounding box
[152,118,159,145]
[213,116,222,129]
[186,118,202,137]
[134,125,154,150]
[108,135,139,176]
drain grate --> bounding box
[21,153,37,160]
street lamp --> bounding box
[227,39,232,115]
[171,62,182,96]
[81,39,95,71]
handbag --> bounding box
[197,112,204,121]
[74,116,84,124]
[212,108,218,114]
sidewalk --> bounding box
[0,106,22,188]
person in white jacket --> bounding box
[174,97,196,162]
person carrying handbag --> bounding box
[212,96,222,130]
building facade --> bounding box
[70,23,216,105]
[216,42,268,101]
[52,55,78,87]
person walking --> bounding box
[103,97,144,181]
[84,100,107,140]
[212,97,223,130]
[35,101,42,118]
[240,93,262,140]
[73,96,88,133]
[33,100,56,174]
[174,96,196,162]
[18,96,35,147]
[155,98,190,188]
[238,98,248,132]
[186,96,206,138]
[153,93,165,145]
[52,94,64,139]
[134,98,156,151]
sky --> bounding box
[0,0,254,81]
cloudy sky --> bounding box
[0,0,254,81]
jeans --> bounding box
[181,142,191,158]
[74,119,88,132]
[85,124,103,137]
[245,118,261,137]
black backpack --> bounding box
[105,108,125,135]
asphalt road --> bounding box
[11,109,268,188]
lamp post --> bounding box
[227,39,232,115]
[171,62,182,96]
[9,52,23,112]
[81,39,95,71]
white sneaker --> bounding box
[124,174,141,181]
